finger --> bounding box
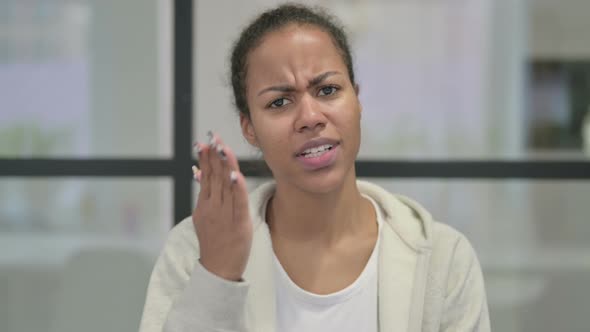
[231,170,249,224]
[192,166,202,183]
[208,131,225,205]
[217,140,240,173]
[211,136,235,204]
[217,144,238,207]
[194,142,211,200]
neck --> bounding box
[267,170,372,245]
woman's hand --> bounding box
[192,132,253,282]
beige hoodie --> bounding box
[139,180,490,331]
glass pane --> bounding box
[530,0,590,59]
[362,178,590,332]
[193,0,263,158]
[194,0,590,160]
[0,178,172,332]
[527,0,590,159]
[0,0,172,158]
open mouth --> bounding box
[297,144,336,158]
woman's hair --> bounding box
[229,3,356,118]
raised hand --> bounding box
[191,132,253,282]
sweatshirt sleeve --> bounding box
[138,219,250,332]
[440,234,491,332]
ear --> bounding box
[240,113,259,147]
[354,84,363,117]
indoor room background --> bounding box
[1,0,589,331]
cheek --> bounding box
[330,98,361,133]
[253,116,291,155]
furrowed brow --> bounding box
[308,71,341,87]
[257,85,295,96]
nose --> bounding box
[294,94,327,133]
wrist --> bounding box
[198,258,243,282]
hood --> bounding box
[247,180,434,252]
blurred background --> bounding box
[0,0,589,331]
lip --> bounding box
[295,144,340,171]
[294,138,340,157]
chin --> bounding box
[291,164,354,195]
[301,176,342,194]
[270,147,358,194]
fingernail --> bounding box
[207,131,215,147]
[193,142,202,155]
[192,165,199,181]
[230,171,237,184]
[217,145,227,160]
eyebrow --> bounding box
[257,71,341,96]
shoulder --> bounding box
[428,224,490,330]
[156,217,201,276]
[430,222,480,269]
[428,221,481,278]
[428,221,485,303]
[167,216,199,250]
[431,221,472,257]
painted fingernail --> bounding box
[217,145,227,160]
[230,171,238,184]
[207,131,215,147]
[192,165,199,181]
[193,142,202,155]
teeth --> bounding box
[301,144,333,157]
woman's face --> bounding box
[241,24,361,194]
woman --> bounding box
[140,3,490,332]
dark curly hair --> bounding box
[229,3,356,118]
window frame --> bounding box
[0,0,588,226]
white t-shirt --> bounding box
[273,196,383,332]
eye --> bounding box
[268,97,292,108]
[318,85,338,96]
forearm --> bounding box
[162,262,250,332]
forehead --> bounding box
[246,24,347,83]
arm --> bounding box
[140,134,253,331]
[441,235,491,332]
[138,220,250,332]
